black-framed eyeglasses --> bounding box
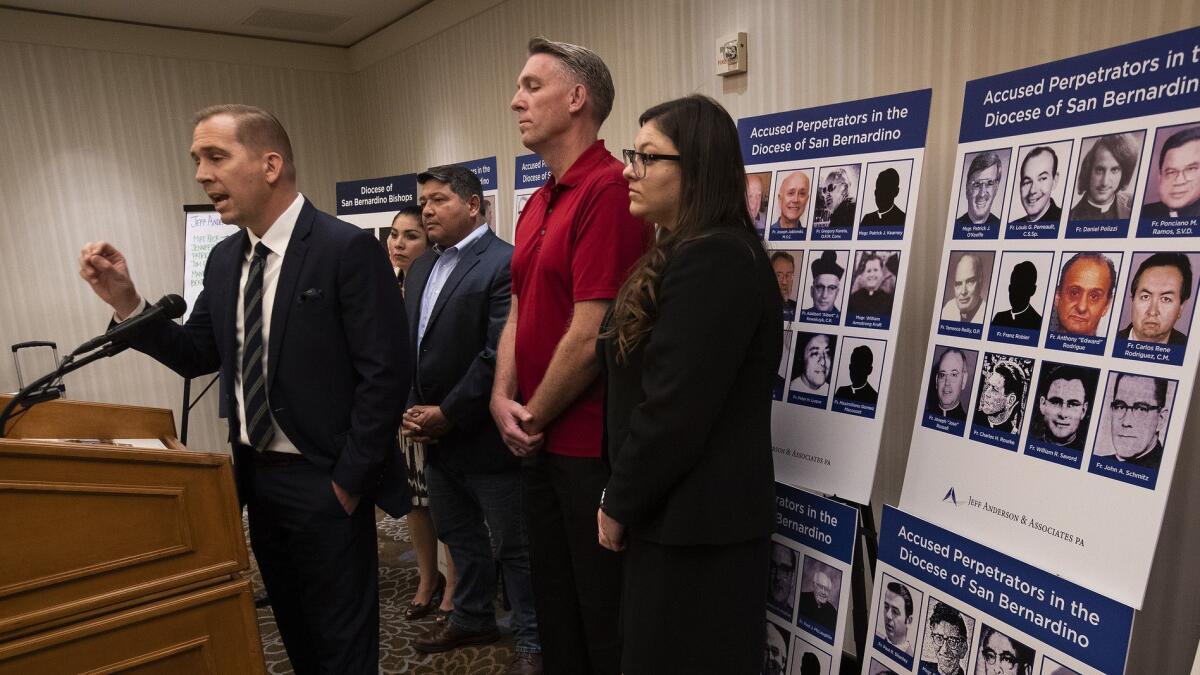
[981,648,1018,670]
[622,149,681,178]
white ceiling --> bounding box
[1,0,435,46]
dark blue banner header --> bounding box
[739,89,932,165]
[455,156,498,191]
[960,26,1200,142]
[774,483,857,564]
[878,506,1132,674]
[335,173,418,216]
[514,153,550,190]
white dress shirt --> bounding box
[417,223,489,344]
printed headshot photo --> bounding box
[875,575,922,658]
[941,251,996,324]
[1069,131,1146,221]
[847,250,900,318]
[747,171,772,238]
[1115,252,1200,345]
[791,332,837,398]
[774,330,794,402]
[974,624,1036,675]
[789,636,831,675]
[771,250,804,321]
[483,194,497,229]
[860,160,912,229]
[813,164,861,231]
[1049,252,1122,337]
[925,345,978,422]
[797,556,842,636]
[919,598,975,675]
[955,148,1012,227]
[990,251,1053,331]
[1039,658,1082,675]
[764,620,791,675]
[515,193,531,218]
[832,337,885,405]
[1028,361,1101,453]
[768,540,801,620]
[972,352,1035,436]
[1091,371,1177,470]
[1007,141,1073,227]
[770,168,814,240]
[1141,122,1200,221]
[801,250,849,316]
[869,658,901,675]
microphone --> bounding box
[72,294,187,356]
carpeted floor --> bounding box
[244,511,517,674]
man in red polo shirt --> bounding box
[491,37,651,675]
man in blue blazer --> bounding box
[79,104,409,674]
[402,165,539,673]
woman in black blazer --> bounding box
[597,95,782,674]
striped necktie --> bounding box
[242,242,275,451]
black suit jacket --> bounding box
[600,227,781,545]
[126,200,411,511]
[403,228,516,474]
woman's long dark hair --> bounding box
[607,95,756,362]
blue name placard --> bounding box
[878,507,1133,675]
[514,153,550,189]
[988,325,1040,346]
[335,174,418,216]
[922,411,966,437]
[1024,439,1085,470]
[970,425,1019,452]
[739,89,932,165]
[456,156,498,191]
[938,319,983,340]
[774,483,858,564]
[958,26,1200,143]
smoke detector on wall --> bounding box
[716,32,748,76]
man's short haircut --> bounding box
[979,625,1035,668]
[193,104,295,180]
[928,602,967,636]
[1130,252,1193,302]
[392,205,423,224]
[1158,125,1200,167]
[417,164,484,208]
[992,360,1027,398]
[938,347,968,371]
[1077,133,1140,194]
[528,37,615,125]
[885,581,913,617]
[1041,363,1094,397]
[1112,372,1169,408]
[1022,145,1059,177]
[1058,252,1117,300]
[771,251,796,266]
[877,168,901,191]
[966,151,1003,180]
[851,344,874,367]
[1011,260,1038,287]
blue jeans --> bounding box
[425,462,540,653]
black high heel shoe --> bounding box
[404,571,446,620]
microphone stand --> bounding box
[0,340,128,437]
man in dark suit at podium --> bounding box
[79,104,409,674]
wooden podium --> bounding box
[0,397,265,673]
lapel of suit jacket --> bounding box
[222,229,250,367]
[267,200,313,387]
[422,229,492,343]
[404,250,437,350]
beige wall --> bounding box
[1,1,1197,671]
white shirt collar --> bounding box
[247,193,304,256]
[433,222,489,256]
